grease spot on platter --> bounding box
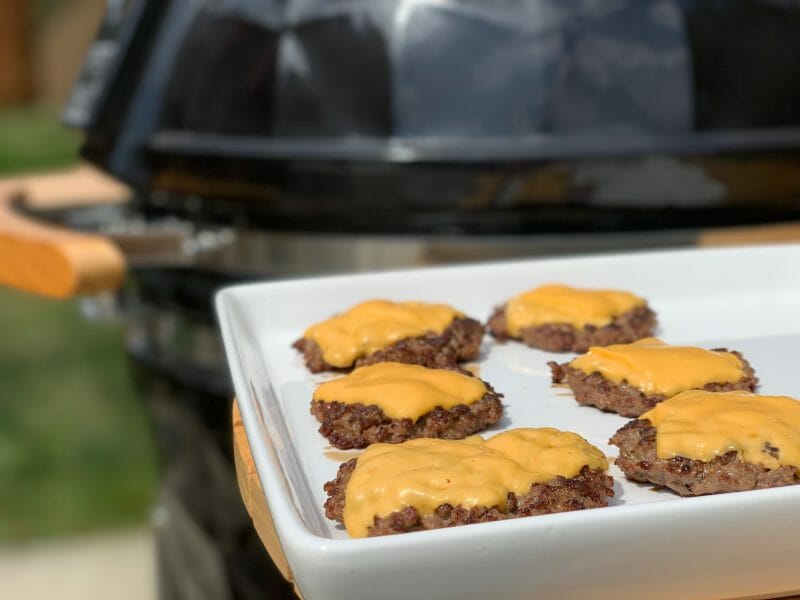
[464,363,481,377]
[325,449,361,463]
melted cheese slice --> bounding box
[505,284,645,336]
[343,428,608,538]
[303,300,463,368]
[313,362,487,421]
[642,390,800,473]
[570,338,745,397]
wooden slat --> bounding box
[0,0,33,106]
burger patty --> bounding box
[293,317,485,373]
[609,419,799,496]
[324,459,613,536]
[549,350,757,417]
[311,383,504,450]
[487,305,657,353]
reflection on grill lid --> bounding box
[66,0,800,231]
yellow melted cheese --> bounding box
[505,284,645,336]
[303,300,463,368]
[313,362,487,421]
[343,428,608,538]
[642,390,800,473]
[570,338,745,397]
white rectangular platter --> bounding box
[216,245,800,600]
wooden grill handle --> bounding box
[698,221,800,247]
[0,166,128,298]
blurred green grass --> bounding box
[0,105,81,175]
[0,106,156,540]
[0,288,157,540]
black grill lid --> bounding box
[65,0,800,232]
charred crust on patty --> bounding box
[487,305,657,353]
[549,349,757,417]
[311,377,504,450]
[293,317,485,373]
[324,460,613,536]
[609,419,799,496]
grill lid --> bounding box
[65,0,800,231]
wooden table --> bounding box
[233,403,304,599]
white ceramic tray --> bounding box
[216,245,800,600]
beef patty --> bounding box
[610,419,799,496]
[549,349,757,417]
[311,377,503,450]
[488,305,656,353]
[294,317,484,373]
[324,459,613,536]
